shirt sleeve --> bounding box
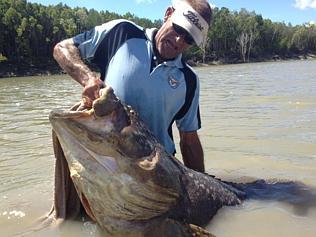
[72,19,126,61]
[176,77,201,132]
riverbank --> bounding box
[1,53,316,78]
[0,60,64,78]
[188,52,316,67]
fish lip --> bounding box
[49,109,94,120]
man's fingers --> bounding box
[82,96,93,108]
[80,79,105,110]
[70,102,82,111]
[77,101,89,111]
[94,89,100,100]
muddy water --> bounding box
[0,60,316,236]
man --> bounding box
[54,0,212,173]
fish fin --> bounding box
[188,224,216,237]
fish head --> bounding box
[50,86,157,164]
[49,86,181,234]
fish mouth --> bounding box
[49,85,157,167]
[50,109,124,183]
[49,92,131,136]
[50,85,130,128]
[49,108,94,119]
[49,103,153,162]
[49,105,130,142]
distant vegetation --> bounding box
[1,0,316,72]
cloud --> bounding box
[135,0,157,4]
[304,20,316,27]
[209,3,216,9]
[294,0,316,9]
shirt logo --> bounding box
[183,10,204,31]
[168,76,180,89]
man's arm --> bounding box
[179,130,204,172]
[53,38,103,107]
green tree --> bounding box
[1,0,315,66]
[209,7,239,60]
[235,9,260,62]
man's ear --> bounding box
[164,7,175,22]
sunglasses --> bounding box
[172,23,195,45]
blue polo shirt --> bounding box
[73,19,201,154]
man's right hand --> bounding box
[81,76,105,109]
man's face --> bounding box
[155,8,191,60]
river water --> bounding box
[0,60,316,237]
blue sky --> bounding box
[28,0,316,25]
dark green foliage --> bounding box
[0,1,315,65]
[0,0,159,64]
[207,7,316,63]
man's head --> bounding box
[155,0,212,60]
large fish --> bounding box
[49,86,316,237]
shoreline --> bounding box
[0,61,64,78]
[189,53,316,67]
[1,53,316,78]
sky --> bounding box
[28,0,316,26]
